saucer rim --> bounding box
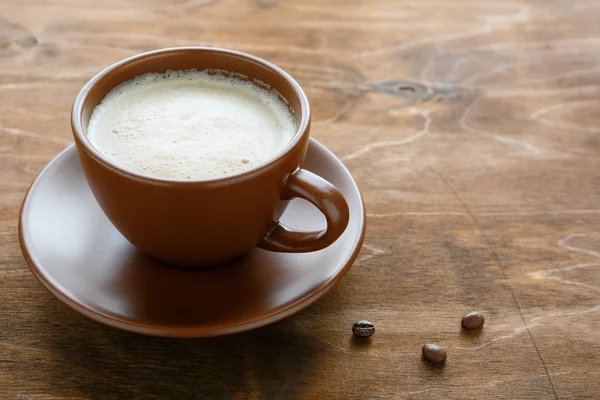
[18,139,366,338]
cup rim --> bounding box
[71,46,311,186]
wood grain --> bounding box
[2,0,600,398]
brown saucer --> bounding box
[19,139,366,338]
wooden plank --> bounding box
[1,0,599,398]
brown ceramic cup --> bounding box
[71,47,350,268]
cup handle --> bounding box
[257,169,350,252]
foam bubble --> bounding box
[87,69,297,180]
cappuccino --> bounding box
[87,70,296,180]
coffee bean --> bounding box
[352,320,375,337]
[461,311,485,330]
[422,344,447,363]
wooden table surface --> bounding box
[2,0,600,399]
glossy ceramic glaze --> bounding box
[71,47,349,267]
[19,140,365,337]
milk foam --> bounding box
[87,70,297,180]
